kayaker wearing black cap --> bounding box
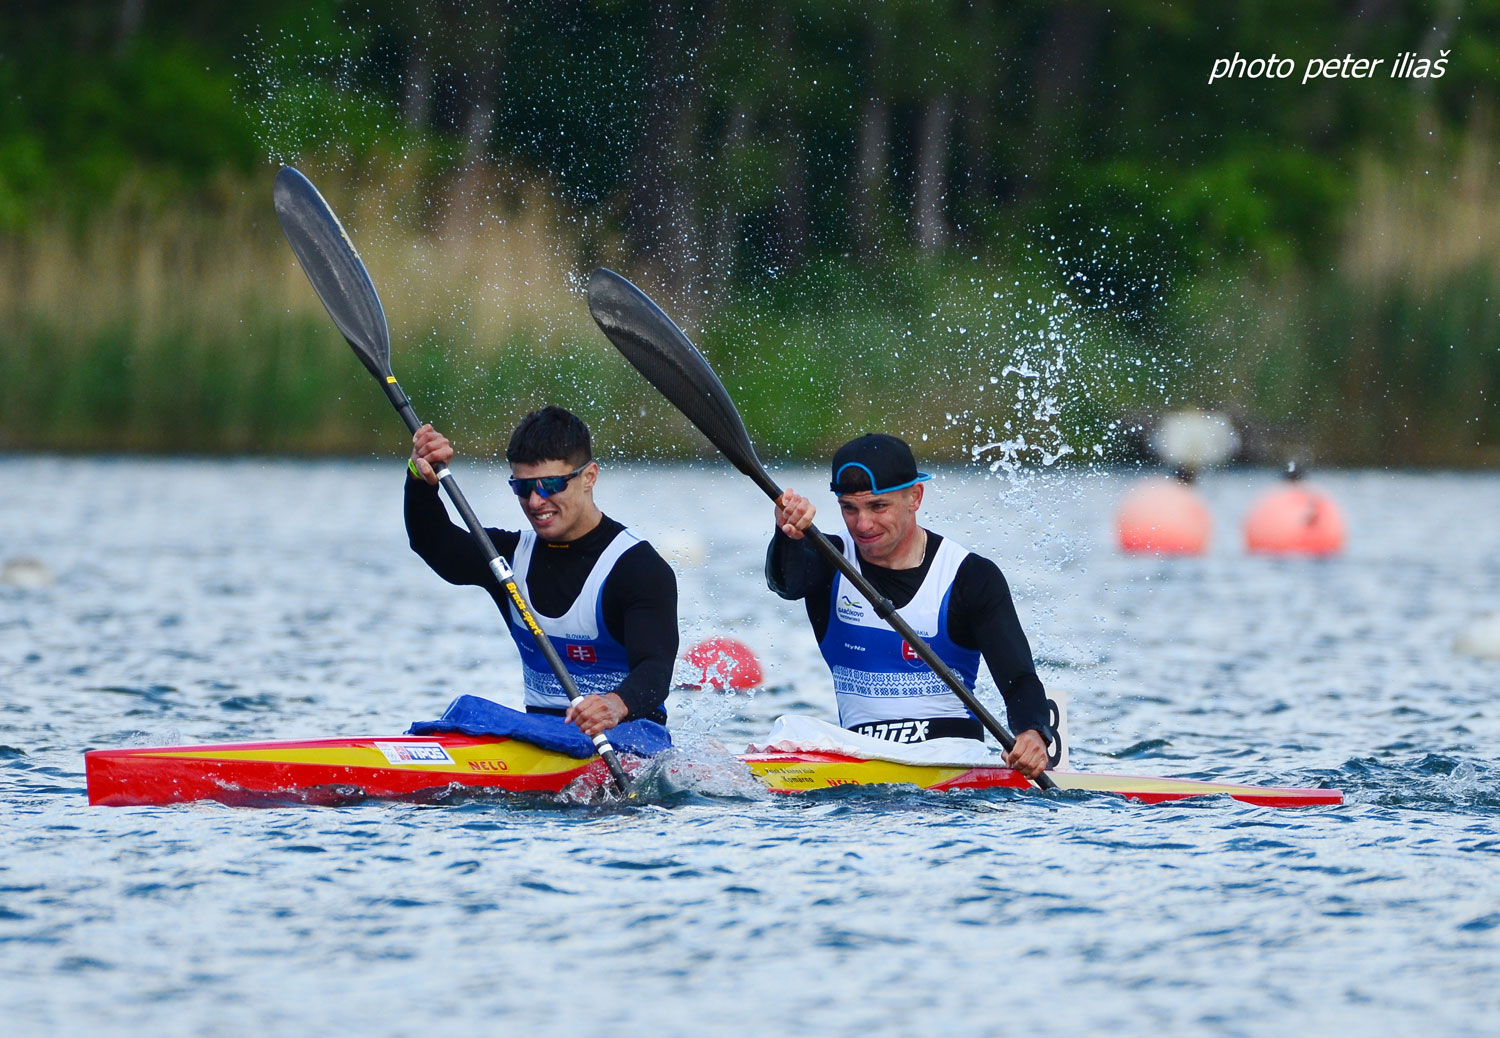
[767,433,1052,778]
[405,406,678,738]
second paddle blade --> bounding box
[586,267,779,499]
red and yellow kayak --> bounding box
[85,733,1343,808]
[85,734,607,807]
[744,751,1341,806]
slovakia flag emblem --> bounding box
[566,644,597,663]
[901,641,920,661]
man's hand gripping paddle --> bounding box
[272,167,631,795]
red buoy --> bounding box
[683,636,764,690]
[1244,483,1346,556]
[1115,476,1211,555]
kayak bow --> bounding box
[743,751,1342,806]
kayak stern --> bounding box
[85,734,606,807]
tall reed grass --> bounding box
[3,146,1497,466]
[0,161,1145,466]
[1174,133,1500,466]
[0,162,616,454]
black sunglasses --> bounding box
[507,461,594,498]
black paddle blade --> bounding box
[587,268,782,501]
[273,166,392,380]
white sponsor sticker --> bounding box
[374,741,455,766]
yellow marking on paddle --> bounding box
[386,376,397,383]
[504,581,548,638]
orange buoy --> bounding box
[683,636,764,690]
[1115,475,1211,555]
[1243,479,1346,556]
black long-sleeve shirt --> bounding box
[765,528,1051,741]
[405,476,678,723]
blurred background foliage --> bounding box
[2,0,1499,464]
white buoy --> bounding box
[1150,411,1239,471]
[0,556,54,589]
[654,529,707,567]
[1454,613,1500,661]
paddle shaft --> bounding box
[729,425,1053,787]
[382,378,633,792]
[272,169,632,795]
[583,267,1052,791]
[719,433,1056,787]
[730,424,1057,787]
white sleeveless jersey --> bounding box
[818,535,982,728]
[506,527,642,709]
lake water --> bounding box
[2,456,1498,1036]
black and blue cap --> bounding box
[830,433,932,495]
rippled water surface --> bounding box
[3,457,1498,1035]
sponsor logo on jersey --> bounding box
[565,644,598,663]
[836,593,866,623]
[375,742,455,766]
[850,719,932,744]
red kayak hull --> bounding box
[85,734,607,807]
[86,732,1343,808]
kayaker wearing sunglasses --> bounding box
[405,406,678,737]
[767,433,1053,778]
